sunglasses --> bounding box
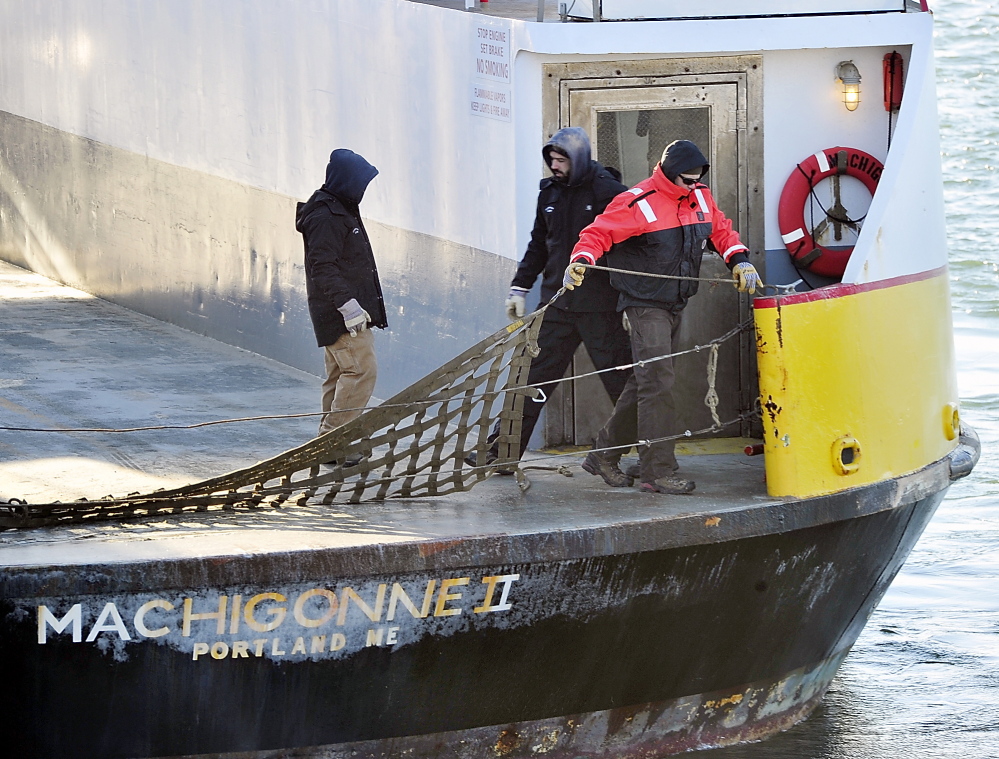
[679,175,700,186]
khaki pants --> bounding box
[319,329,377,435]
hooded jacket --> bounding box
[296,149,388,347]
[511,127,627,312]
[571,140,749,313]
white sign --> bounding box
[470,82,511,122]
[472,22,510,83]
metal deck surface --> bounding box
[0,261,770,566]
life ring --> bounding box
[778,146,884,278]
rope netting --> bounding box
[0,271,763,529]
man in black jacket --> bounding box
[296,149,388,439]
[469,127,631,469]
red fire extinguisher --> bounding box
[884,51,904,112]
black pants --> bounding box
[493,306,632,458]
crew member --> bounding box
[468,127,630,469]
[564,139,761,494]
[296,149,388,460]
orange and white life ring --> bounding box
[778,146,884,278]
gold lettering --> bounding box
[210,641,230,660]
[134,599,174,638]
[387,583,424,620]
[243,593,287,632]
[366,628,384,647]
[86,603,132,642]
[329,633,346,651]
[291,637,306,655]
[386,626,399,645]
[474,574,520,613]
[192,642,209,660]
[435,577,470,617]
[293,588,338,628]
[252,639,268,656]
[337,585,387,625]
[229,594,242,634]
[310,635,327,653]
[421,580,437,617]
[37,604,82,644]
[182,596,228,637]
[271,637,286,656]
[232,640,250,658]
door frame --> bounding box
[540,56,765,447]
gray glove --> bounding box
[732,262,762,294]
[563,262,586,290]
[505,287,527,320]
[338,298,371,337]
[622,311,632,334]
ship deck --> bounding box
[0,260,771,568]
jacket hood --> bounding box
[322,149,378,205]
[543,127,594,187]
[659,140,709,182]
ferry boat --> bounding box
[0,1,980,757]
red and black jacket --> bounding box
[571,165,749,313]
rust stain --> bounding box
[754,325,768,354]
[531,729,561,754]
[763,396,782,426]
[704,693,744,709]
[775,300,784,348]
[704,516,721,527]
[418,539,464,558]
[493,728,522,756]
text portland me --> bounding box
[36,574,521,660]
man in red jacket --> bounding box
[564,140,760,494]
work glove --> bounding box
[505,287,528,320]
[732,262,761,294]
[338,298,371,337]
[563,262,586,290]
[622,311,632,334]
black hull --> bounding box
[0,468,950,759]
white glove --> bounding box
[563,262,586,290]
[337,298,371,337]
[505,287,527,320]
[622,311,632,334]
[732,262,761,294]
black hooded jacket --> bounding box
[296,149,388,347]
[510,127,627,312]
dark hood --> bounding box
[659,140,709,182]
[542,127,594,187]
[322,149,378,205]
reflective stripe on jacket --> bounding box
[571,166,748,312]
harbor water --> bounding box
[704,0,999,756]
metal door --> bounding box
[544,68,759,447]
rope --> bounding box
[795,163,867,229]
[0,318,754,434]
[1,267,762,527]
[703,343,721,428]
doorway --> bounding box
[541,57,764,447]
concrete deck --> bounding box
[0,261,770,565]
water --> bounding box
[702,1,999,755]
